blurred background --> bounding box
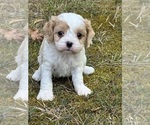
[0,0,28,124]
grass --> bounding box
[29,0,122,124]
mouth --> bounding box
[66,49,71,51]
[65,49,73,53]
[62,49,76,54]
[57,47,80,54]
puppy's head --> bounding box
[44,13,95,53]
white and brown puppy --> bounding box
[32,13,95,101]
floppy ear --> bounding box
[84,19,95,48]
[43,16,56,43]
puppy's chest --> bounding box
[52,55,80,77]
[53,62,71,77]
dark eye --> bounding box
[57,31,64,37]
[77,33,82,39]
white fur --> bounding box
[84,66,95,75]
[6,36,28,101]
[32,13,94,101]
[58,13,85,32]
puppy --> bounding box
[6,35,28,101]
[32,13,95,101]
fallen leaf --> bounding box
[4,29,24,41]
[29,29,43,41]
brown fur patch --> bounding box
[54,20,69,42]
[43,16,69,43]
[43,16,56,43]
[74,26,87,45]
[84,19,95,48]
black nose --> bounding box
[66,42,73,48]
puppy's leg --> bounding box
[6,54,22,81]
[32,66,41,81]
[37,62,54,101]
[6,66,21,81]
[13,62,28,101]
[72,67,92,96]
[32,53,42,81]
[83,66,95,75]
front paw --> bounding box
[6,70,20,81]
[75,85,92,96]
[37,89,54,101]
[13,89,28,101]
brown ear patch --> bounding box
[84,19,95,48]
[43,16,56,43]
[53,20,69,42]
